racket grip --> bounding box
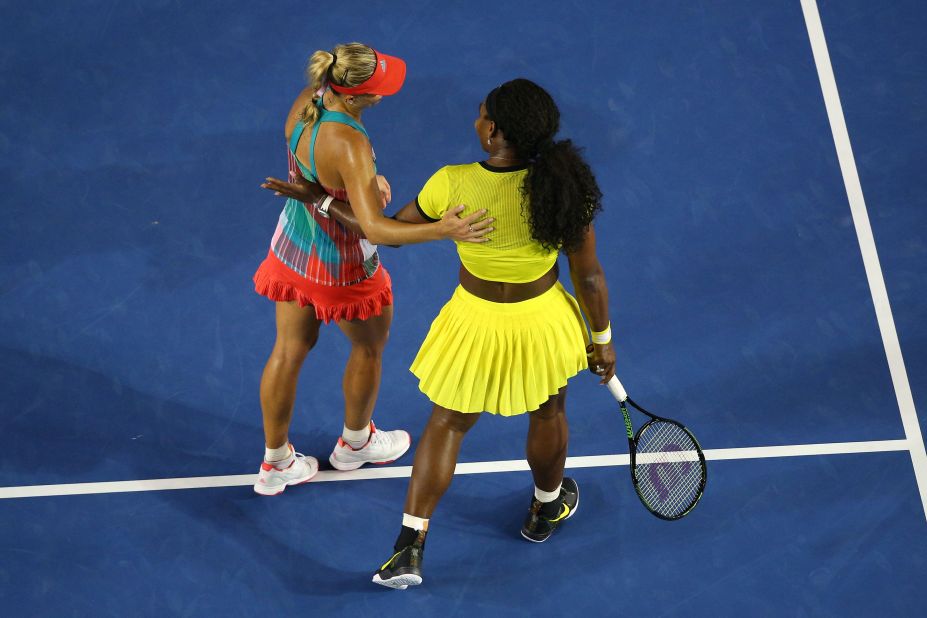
[606,375,629,403]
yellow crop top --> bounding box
[416,162,558,283]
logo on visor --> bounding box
[380,59,387,72]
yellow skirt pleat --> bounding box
[410,282,590,415]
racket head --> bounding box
[630,418,707,521]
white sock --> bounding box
[402,513,429,531]
[342,423,372,449]
[535,484,561,503]
[264,443,292,463]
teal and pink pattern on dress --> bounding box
[270,149,379,286]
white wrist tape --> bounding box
[317,194,335,218]
[591,323,612,345]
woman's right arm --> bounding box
[262,172,424,240]
[262,137,492,244]
[566,225,616,384]
[336,131,491,246]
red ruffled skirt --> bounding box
[253,250,393,323]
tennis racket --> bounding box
[605,375,707,520]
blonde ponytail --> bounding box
[298,50,335,125]
[298,43,377,126]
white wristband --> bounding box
[317,195,335,218]
[591,323,611,345]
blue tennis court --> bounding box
[1,0,925,614]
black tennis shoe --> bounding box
[372,530,426,589]
[520,477,579,543]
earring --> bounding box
[487,137,492,146]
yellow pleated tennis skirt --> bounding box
[410,281,590,415]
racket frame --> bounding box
[620,397,707,520]
[608,376,707,521]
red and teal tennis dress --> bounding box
[253,102,393,322]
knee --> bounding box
[434,408,479,434]
[352,338,387,359]
[270,338,314,368]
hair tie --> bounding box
[327,52,338,84]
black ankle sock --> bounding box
[538,497,562,519]
[394,525,426,552]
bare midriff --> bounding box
[459,263,558,303]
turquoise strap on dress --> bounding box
[308,99,373,181]
[288,121,314,179]
[288,120,307,153]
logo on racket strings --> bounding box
[646,443,694,502]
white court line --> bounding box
[0,439,909,499]
[800,0,927,521]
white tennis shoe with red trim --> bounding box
[253,447,319,496]
[329,421,412,471]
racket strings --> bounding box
[634,421,703,518]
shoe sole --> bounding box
[519,484,580,543]
[329,434,412,471]
[253,464,320,496]
[371,573,422,590]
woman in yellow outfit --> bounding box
[266,78,614,589]
[373,78,614,589]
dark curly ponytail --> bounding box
[485,79,602,253]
